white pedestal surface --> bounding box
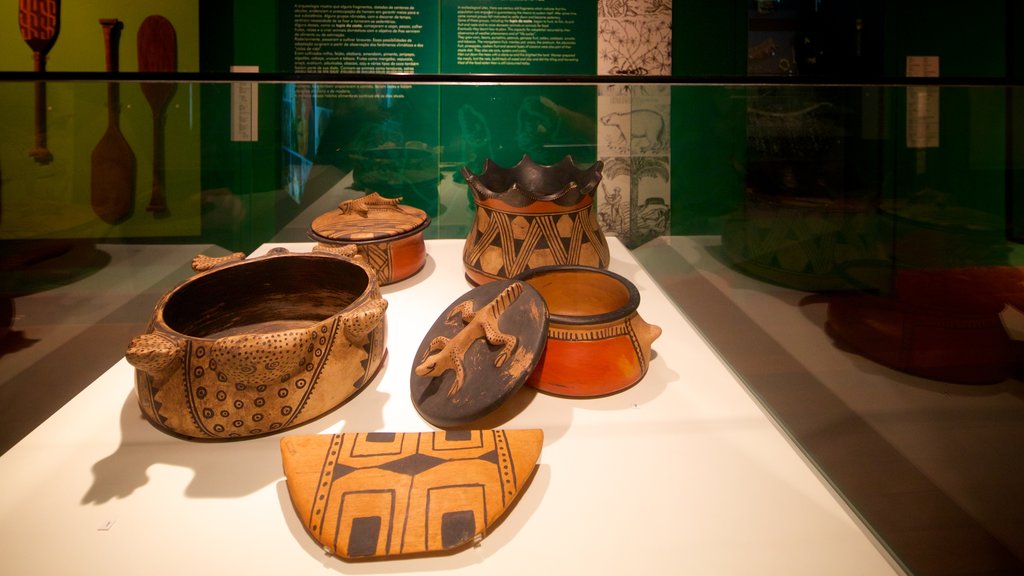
[0,239,901,576]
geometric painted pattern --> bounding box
[357,244,394,284]
[464,203,610,282]
[19,0,60,42]
[136,314,386,439]
[280,429,543,559]
[547,314,649,374]
[132,289,388,440]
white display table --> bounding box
[0,239,901,576]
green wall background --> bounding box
[1,0,1018,255]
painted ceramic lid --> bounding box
[310,192,429,243]
[280,429,543,559]
[411,280,549,428]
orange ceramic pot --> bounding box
[310,193,430,285]
[125,249,388,439]
[517,266,661,397]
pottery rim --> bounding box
[461,155,604,204]
[159,251,376,340]
[307,214,432,246]
[515,265,640,326]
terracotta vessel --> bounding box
[517,266,661,397]
[309,193,430,285]
[462,155,609,285]
[125,248,388,439]
[281,429,542,559]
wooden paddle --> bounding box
[18,0,61,165]
[90,19,135,224]
[137,15,177,214]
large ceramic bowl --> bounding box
[125,249,388,439]
[516,265,661,397]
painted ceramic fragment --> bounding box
[411,280,548,427]
[280,429,543,559]
[125,248,387,439]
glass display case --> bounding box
[2,1,1023,575]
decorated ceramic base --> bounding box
[517,266,661,397]
[280,429,543,560]
[411,280,548,427]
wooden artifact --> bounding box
[90,19,135,224]
[280,429,543,559]
[309,193,430,285]
[18,0,61,164]
[125,249,388,439]
[411,280,548,427]
[518,266,662,397]
[462,155,609,285]
[137,15,177,214]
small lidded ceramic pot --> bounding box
[310,193,430,285]
[516,265,661,397]
[125,248,388,439]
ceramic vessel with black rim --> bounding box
[462,155,609,285]
[516,265,661,397]
[124,249,388,439]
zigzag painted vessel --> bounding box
[462,155,609,285]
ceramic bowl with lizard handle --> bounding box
[125,248,388,439]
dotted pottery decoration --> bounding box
[126,249,388,439]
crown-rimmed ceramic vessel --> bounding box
[125,248,388,440]
[461,155,609,285]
